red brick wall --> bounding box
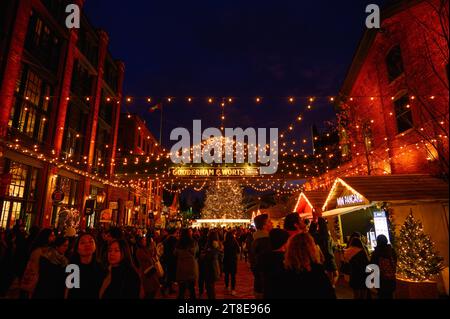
[308,1,449,190]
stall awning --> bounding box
[321,204,374,218]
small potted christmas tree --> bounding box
[396,212,444,299]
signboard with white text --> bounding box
[373,211,391,245]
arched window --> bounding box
[386,45,404,82]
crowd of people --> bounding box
[0,213,397,300]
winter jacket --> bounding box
[223,239,240,274]
[283,263,337,299]
[344,247,369,289]
[67,258,105,299]
[100,263,141,299]
[175,244,199,282]
[261,251,286,299]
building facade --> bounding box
[307,0,449,190]
[115,113,164,228]
[0,0,137,230]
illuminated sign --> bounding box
[373,211,391,245]
[337,194,364,207]
[170,167,260,178]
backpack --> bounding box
[378,256,396,280]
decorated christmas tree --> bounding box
[201,180,244,219]
[397,212,444,282]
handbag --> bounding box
[154,258,164,278]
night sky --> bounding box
[84,0,384,150]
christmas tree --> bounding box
[397,212,444,282]
[201,180,245,219]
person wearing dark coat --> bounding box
[223,231,240,295]
[200,230,223,300]
[67,233,105,299]
[249,214,273,299]
[32,236,69,299]
[261,229,290,299]
[161,229,178,295]
[316,218,338,287]
[99,239,141,299]
[370,235,397,299]
[175,229,198,299]
[283,233,336,299]
[344,237,370,299]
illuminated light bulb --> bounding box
[430,96,435,100]
[126,97,132,103]
[208,98,213,104]
[330,97,335,102]
[228,98,233,103]
[406,104,411,109]
[410,96,415,100]
[86,97,90,102]
[370,97,375,101]
[289,97,294,103]
[66,97,70,101]
[297,116,302,121]
[349,97,354,101]
[309,97,314,102]
[127,114,132,119]
[147,98,152,103]
[307,105,312,110]
[45,96,50,101]
[256,97,261,103]
[187,97,192,102]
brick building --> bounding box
[0,0,140,230]
[307,0,449,190]
[115,113,164,227]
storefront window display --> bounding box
[0,160,38,230]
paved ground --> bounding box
[161,258,354,300]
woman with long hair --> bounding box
[283,233,336,299]
[175,228,198,299]
[223,231,240,296]
[136,236,161,299]
[99,239,142,299]
[66,233,104,299]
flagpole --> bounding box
[159,103,164,145]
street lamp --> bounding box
[96,190,106,206]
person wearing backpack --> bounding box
[370,235,397,299]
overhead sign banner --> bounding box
[337,194,364,207]
[169,166,260,178]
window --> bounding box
[386,45,404,82]
[0,161,39,230]
[25,11,60,72]
[394,94,413,133]
[11,67,51,143]
[63,103,87,161]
